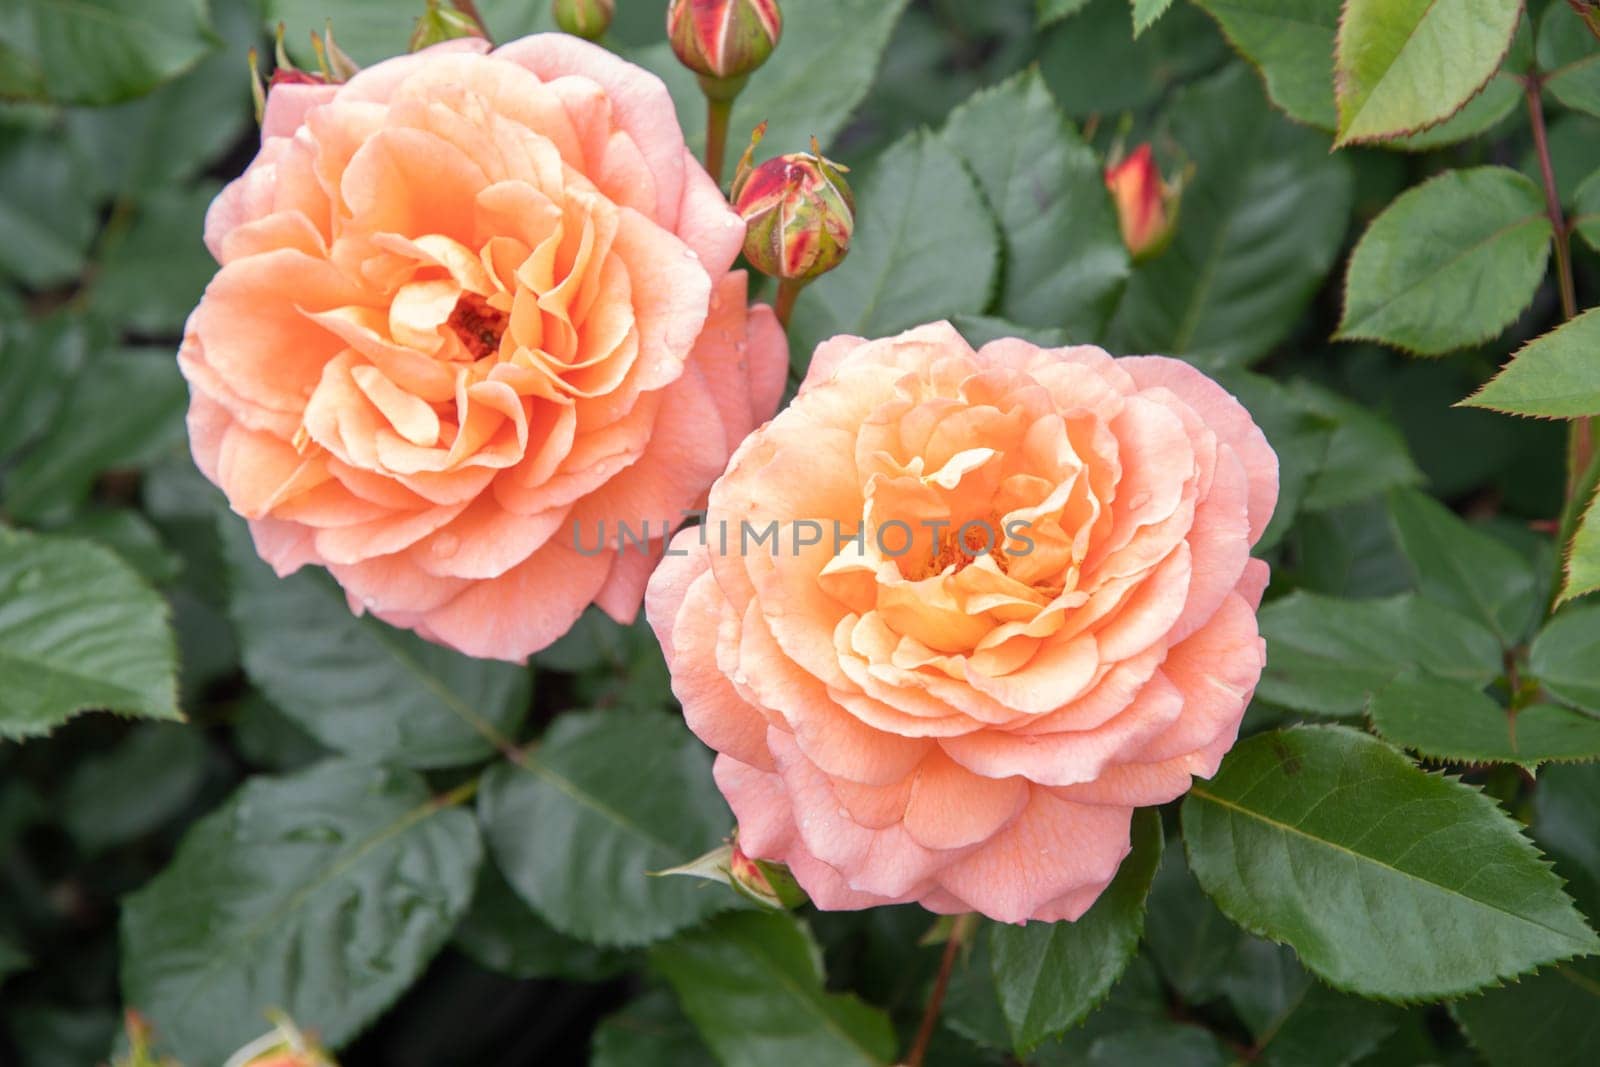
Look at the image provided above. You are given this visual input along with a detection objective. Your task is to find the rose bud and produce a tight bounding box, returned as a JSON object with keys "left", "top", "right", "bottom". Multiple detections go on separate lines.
{"left": 411, "top": 0, "right": 488, "bottom": 51}
{"left": 729, "top": 839, "right": 808, "bottom": 909}
{"left": 667, "top": 0, "right": 782, "bottom": 87}
{"left": 732, "top": 132, "right": 855, "bottom": 285}
{"left": 1104, "top": 143, "right": 1181, "bottom": 262}
{"left": 553, "top": 0, "right": 614, "bottom": 40}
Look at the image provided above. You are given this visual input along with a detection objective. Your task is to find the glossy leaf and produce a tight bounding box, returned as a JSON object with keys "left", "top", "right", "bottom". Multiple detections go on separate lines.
{"left": 0, "top": 125, "right": 98, "bottom": 289}
{"left": 4, "top": 348, "right": 188, "bottom": 522}
{"left": 940, "top": 70, "right": 1128, "bottom": 340}
{"left": 0, "top": 527, "right": 180, "bottom": 740}
{"left": 1452, "top": 958, "right": 1600, "bottom": 1067}
{"left": 1333, "top": 0, "right": 1522, "bottom": 145}
{"left": 1221, "top": 938, "right": 1400, "bottom": 1067}
{"left": 1387, "top": 487, "right": 1539, "bottom": 643}
{"left": 1540, "top": 3, "right": 1600, "bottom": 118}
{"left": 1466, "top": 309, "right": 1600, "bottom": 418}
{"left": 1532, "top": 762, "right": 1600, "bottom": 919}
{"left": 88, "top": 184, "right": 219, "bottom": 335}
{"left": 1083, "top": 1023, "right": 1227, "bottom": 1066}
{"left": 1294, "top": 381, "right": 1423, "bottom": 511}
{"left": 1369, "top": 673, "right": 1600, "bottom": 770}
{"left": 1039, "top": 0, "right": 1227, "bottom": 119}
{"left": 1143, "top": 842, "right": 1242, "bottom": 1004}
{"left": 60, "top": 723, "right": 208, "bottom": 853}
{"left": 1529, "top": 605, "right": 1600, "bottom": 714}
{"left": 989, "top": 809, "right": 1162, "bottom": 1053}
{"left": 591, "top": 991, "right": 714, "bottom": 1067}
{"left": 0, "top": 315, "right": 88, "bottom": 462}
{"left": 1563, "top": 486, "right": 1600, "bottom": 603}
{"left": 1110, "top": 65, "right": 1353, "bottom": 369}
{"left": 650, "top": 911, "right": 898, "bottom": 1067}
{"left": 1183, "top": 725, "right": 1600, "bottom": 998}
{"left": 120, "top": 762, "right": 481, "bottom": 1064}
{"left": 1337, "top": 167, "right": 1551, "bottom": 355}
{"left": 222, "top": 518, "right": 530, "bottom": 770}
{"left": 1256, "top": 591, "right": 1502, "bottom": 716}
{"left": 1194, "top": 0, "right": 1339, "bottom": 127}
{"left": 479, "top": 709, "right": 738, "bottom": 947}
{"left": 452, "top": 860, "right": 631, "bottom": 983}
{"left": 1575, "top": 168, "right": 1600, "bottom": 252}
{"left": 0, "top": 0, "right": 216, "bottom": 105}
{"left": 1131, "top": 0, "right": 1176, "bottom": 36}
{"left": 789, "top": 131, "right": 998, "bottom": 362}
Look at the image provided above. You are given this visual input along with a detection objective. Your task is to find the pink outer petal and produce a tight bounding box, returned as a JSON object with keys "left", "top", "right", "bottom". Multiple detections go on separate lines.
{"left": 491, "top": 34, "right": 687, "bottom": 227}
{"left": 1121, "top": 356, "right": 1279, "bottom": 544}
{"left": 594, "top": 535, "right": 663, "bottom": 623}
{"left": 261, "top": 80, "right": 341, "bottom": 141}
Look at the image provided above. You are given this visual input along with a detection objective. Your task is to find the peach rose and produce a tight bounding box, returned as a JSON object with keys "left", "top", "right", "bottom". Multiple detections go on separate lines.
{"left": 182, "top": 35, "right": 787, "bottom": 660}
{"left": 646, "top": 323, "right": 1277, "bottom": 923}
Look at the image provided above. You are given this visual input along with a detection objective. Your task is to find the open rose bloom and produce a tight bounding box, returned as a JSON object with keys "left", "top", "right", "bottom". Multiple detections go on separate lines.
{"left": 181, "top": 35, "right": 786, "bottom": 660}
{"left": 648, "top": 323, "right": 1278, "bottom": 923}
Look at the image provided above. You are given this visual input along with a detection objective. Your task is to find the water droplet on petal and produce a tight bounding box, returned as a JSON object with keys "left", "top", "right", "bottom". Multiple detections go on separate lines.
{"left": 682, "top": 248, "right": 699, "bottom": 260}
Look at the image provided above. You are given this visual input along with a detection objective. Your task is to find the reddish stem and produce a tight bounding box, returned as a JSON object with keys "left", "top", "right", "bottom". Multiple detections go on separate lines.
{"left": 906, "top": 921, "right": 967, "bottom": 1067}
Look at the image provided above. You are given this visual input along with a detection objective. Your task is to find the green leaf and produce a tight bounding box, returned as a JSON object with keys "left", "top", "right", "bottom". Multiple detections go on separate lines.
{"left": 0, "top": 0, "right": 217, "bottom": 106}
{"left": 1562, "top": 484, "right": 1600, "bottom": 603}
{"left": 1466, "top": 310, "right": 1600, "bottom": 418}
{"left": 592, "top": 991, "right": 715, "bottom": 1067}
{"left": 221, "top": 516, "right": 530, "bottom": 770}
{"left": 1293, "top": 499, "right": 1413, "bottom": 600}
{"left": 953, "top": 315, "right": 1069, "bottom": 350}
{"left": 479, "top": 709, "right": 738, "bottom": 947}
{"left": 87, "top": 183, "right": 219, "bottom": 335}
{"left": 1220, "top": 939, "right": 1400, "bottom": 1067}
{"left": 53, "top": 508, "right": 181, "bottom": 586}
{"left": 1182, "top": 725, "right": 1599, "bottom": 999}
{"left": 4, "top": 348, "right": 188, "bottom": 522}
{"left": 0, "top": 314, "right": 88, "bottom": 462}
{"left": 1369, "top": 673, "right": 1600, "bottom": 770}
{"left": 1083, "top": 1023, "right": 1227, "bottom": 1066}
{"left": 1452, "top": 958, "right": 1600, "bottom": 1067}
{"left": 987, "top": 809, "right": 1161, "bottom": 1053}
{"left": 1193, "top": 0, "right": 1340, "bottom": 127}
{"left": 789, "top": 131, "right": 998, "bottom": 363}
{"left": 452, "top": 859, "right": 631, "bottom": 983}
{"left": 1109, "top": 65, "right": 1353, "bottom": 369}
{"left": 1143, "top": 840, "right": 1242, "bottom": 1003}
{"left": 940, "top": 70, "right": 1128, "bottom": 340}
{"left": 645, "top": 0, "right": 911, "bottom": 161}
{"left": 650, "top": 910, "right": 898, "bottom": 1067}
{"left": 1337, "top": 167, "right": 1551, "bottom": 355}
{"left": 1039, "top": 0, "right": 1228, "bottom": 119}
{"left": 1391, "top": 71, "right": 1522, "bottom": 150}
{"left": 1575, "top": 167, "right": 1600, "bottom": 253}
{"left": 60, "top": 723, "right": 208, "bottom": 853}
{"left": 1539, "top": 2, "right": 1600, "bottom": 119}
{"left": 0, "top": 933, "right": 28, "bottom": 984}
{"left": 1387, "top": 487, "right": 1539, "bottom": 643}
{"left": 65, "top": 0, "right": 256, "bottom": 201}
{"left": 0, "top": 526, "right": 180, "bottom": 739}
{"left": 1530, "top": 605, "right": 1600, "bottom": 714}
{"left": 1294, "top": 381, "right": 1423, "bottom": 511}
{"left": 1532, "top": 762, "right": 1600, "bottom": 919}
{"left": 1131, "top": 0, "right": 1176, "bottom": 36}
{"left": 1039, "top": 0, "right": 1092, "bottom": 27}
{"left": 120, "top": 761, "right": 481, "bottom": 1064}
{"left": 1333, "top": 0, "right": 1523, "bottom": 146}
{"left": 1256, "top": 592, "right": 1503, "bottom": 717}
{"left": 0, "top": 123, "right": 98, "bottom": 288}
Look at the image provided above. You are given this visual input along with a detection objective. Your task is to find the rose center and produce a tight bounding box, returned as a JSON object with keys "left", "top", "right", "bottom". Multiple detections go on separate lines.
{"left": 447, "top": 293, "right": 508, "bottom": 360}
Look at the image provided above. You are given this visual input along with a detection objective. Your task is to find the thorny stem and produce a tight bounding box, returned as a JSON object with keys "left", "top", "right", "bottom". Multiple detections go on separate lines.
{"left": 907, "top": 914, "right": 974, "bottom": 1067}
{"left": 1525, "top": 73, "right": 1593, "bottom": 610}
{"left": 774, "top": 278, "right": 806, "bottom": 328}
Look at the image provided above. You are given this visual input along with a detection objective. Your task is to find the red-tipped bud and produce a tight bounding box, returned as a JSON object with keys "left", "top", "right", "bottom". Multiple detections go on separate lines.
{"left": 732, "top": 132, "right": 854, "bottom": 283}
{"left": 1104, "top": 144, "right": 1181, "bottom": 262}
{"left": 667, "top": 0, "right": 782, "bottom": 86}
{"left": 553, "top": 0, "right": 614, "bottom": 40}
{"left": 411, "top": 0, "right": 487, "bottom": 51}
{"left": 728, "top": 841, "right": 808, "bottom": 909}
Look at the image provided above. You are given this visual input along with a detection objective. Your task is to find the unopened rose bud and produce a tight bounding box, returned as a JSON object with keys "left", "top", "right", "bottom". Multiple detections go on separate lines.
{"left": 667, "top": 0, "right": 782, "bottom": 88}
{"left": 553, "top": 0, "right": 614, "bottom": 40}
{"left": 1104, "top": 144, "right": 1181, "bottom": 262}
{"left": 732, "top": 130, "right": 854, "bottom": 284}
{"left": 728, "top": 841, "right": 808, "bottom": 909}
{"left": 411, "top": 0, "right": 487, "bottom": 51}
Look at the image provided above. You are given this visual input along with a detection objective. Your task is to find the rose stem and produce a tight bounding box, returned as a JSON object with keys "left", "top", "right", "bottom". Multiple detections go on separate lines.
{"left": 774, "top": 278, "right": 805, "bottom": 328}
{"left": 706, "top": 96, "right": 733, "bottom": 186}
{"left": 906, "top": 916, "right": 971, "bottom": 1067}
{"left": 1525, "top": 71, "right": 1593, "bottom": 612}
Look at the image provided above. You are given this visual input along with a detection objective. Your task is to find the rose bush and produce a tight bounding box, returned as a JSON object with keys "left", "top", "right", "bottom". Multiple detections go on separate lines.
{"left": 648, "top": 322, "right": 1277, "bottom": 923}
{"left": 181, "top": 34, "right": 787, "bottom": 661}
